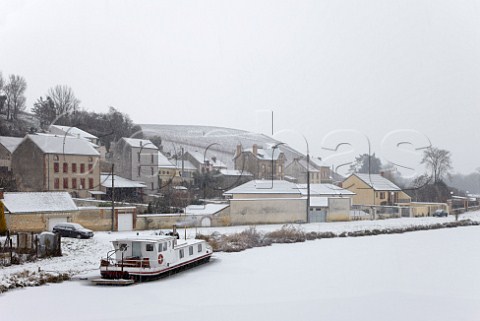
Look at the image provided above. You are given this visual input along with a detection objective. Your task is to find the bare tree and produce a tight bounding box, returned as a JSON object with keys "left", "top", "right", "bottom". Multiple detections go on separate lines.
{"left": 421, "top": 147, "right": 452, "bottom": 183}
{"left": 47, "top": 85, "right": 80, "bottom": 116}
{"left": 4, "top": 74, "right": 27, "bottom": 120}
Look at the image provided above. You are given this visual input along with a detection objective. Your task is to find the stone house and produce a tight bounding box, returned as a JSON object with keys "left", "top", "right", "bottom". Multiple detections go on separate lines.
{"left": 284, "top": 157, "right": 333, "bottom": 184}
{"left": 111, "top": 138, "right": 159, "bottom": 195}
{"left": 234, "top": 144, "right": 286, "bottom": 180}
{"left": 11, "top": 135, "right": 101, "bottom": 198}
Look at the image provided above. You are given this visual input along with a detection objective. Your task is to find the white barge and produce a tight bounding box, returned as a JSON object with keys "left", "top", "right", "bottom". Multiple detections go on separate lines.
{"left": 94, "top": 234, "right": 212, "bottom": 284}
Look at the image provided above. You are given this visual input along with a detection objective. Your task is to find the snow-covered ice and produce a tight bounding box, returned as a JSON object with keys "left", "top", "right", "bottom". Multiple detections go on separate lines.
{"left": 1, "top": 213, "right": 480, "bottom": 321}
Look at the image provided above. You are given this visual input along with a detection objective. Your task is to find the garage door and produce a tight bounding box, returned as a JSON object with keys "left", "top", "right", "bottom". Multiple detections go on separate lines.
{"left": 117, "top": 213, "right": 133, "bottom": 231}
{"left": 48, "top": 217, "right": 68, "bottom": 231}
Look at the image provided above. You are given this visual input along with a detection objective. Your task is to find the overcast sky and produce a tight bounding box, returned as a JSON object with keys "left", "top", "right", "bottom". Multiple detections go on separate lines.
{"left": 1, "top": 0, "right": 479, "bottom": 174}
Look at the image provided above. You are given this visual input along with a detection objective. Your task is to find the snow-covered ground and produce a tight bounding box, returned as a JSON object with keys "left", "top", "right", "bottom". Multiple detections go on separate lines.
{"left": 1, "top": 213, "right": 480, "bottom": 320}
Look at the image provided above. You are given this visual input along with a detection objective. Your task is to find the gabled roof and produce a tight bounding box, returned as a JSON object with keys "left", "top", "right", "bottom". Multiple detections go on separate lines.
{"left": 244, "top": 147, "right": 283, "bottom": 161}
{"left": 297, "top": 183, "right": 355, "bottom": 196}
{"left": 0, "top": 136, "right": 23, "bottom": 153}
{"left": 121, "top": 138, "right": 157, "bottom": 150}
{"left": 350, "top": 173, "right": 401, "bottom": 191}
{"left": 50, "top": 125, "right": 98, "bottom": 140}
{"left": 3, "top": 192, "right": 78, "bottom": 213}
{"left": 100, "top": 173, "right": 147, "bottom": 188}
{"left": 25, "top": 134, "right": 99, "bottom": 156}
{"left": 224, "top": 180, "right": 301, "bottom": 195}
{"left": 158, "top": 152, "right": 176, "bottom": 168}
{"left": 186, "top": 151, "right": 207, "bottom": 164}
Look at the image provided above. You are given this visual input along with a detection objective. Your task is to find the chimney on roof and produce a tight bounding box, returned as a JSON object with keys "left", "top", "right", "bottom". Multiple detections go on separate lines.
{"left": 252, "top": 144, "right": 258, "bottom": 156}
{"left": 236, "top": 144, "right": 242, "bottom": 157}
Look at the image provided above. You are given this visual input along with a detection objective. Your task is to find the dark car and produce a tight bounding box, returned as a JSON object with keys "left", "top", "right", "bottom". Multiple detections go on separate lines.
{"left": 53, "top": 223, "right": 94, "bottom": 239}
{"left": 432, "top": 209, "right": 448, "bottom": 217}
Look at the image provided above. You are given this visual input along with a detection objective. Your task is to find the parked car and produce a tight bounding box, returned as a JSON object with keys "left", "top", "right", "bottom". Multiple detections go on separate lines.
{"left": 53, "top": 223, "right": 94, "bottom": 239}
{"left": 432, "top": 209, "right": 448, "bottom": 217}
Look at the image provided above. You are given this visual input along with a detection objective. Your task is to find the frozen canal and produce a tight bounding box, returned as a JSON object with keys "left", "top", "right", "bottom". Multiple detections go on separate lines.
{"left": 1, "top": 226, "right": 480, "bottom": 321}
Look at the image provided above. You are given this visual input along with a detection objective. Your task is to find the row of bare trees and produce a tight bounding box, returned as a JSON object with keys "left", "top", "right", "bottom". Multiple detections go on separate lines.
{"left": 0, "top": 71, "right": 80, "bottom": 125}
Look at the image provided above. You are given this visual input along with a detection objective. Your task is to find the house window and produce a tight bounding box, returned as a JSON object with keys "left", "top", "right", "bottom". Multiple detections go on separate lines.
{"left": 151, "top": 182, "right": 154, "bottom": 190}
{"left": 88, "top": 164, "right": 93, "bottom": 173}
{"left": 88, "top": 178, "right": 94, "bottom": 189}
{"left": 72, "top": 163, "right": 77, "bottom": 173}
{"left": 179, "top": 249, "right": 184, "bottom": 259}
{"left": 80, "top": 178, "right": 85, "bottom": 189}
{"left": 63, "top": 178, "right": 68, "bottom": 189}
{"left": 72, "top": 178, "right": 77, "bottom": 189}
{"left": 151, "top": 167, "right": 154, "bottom": 175}
{"left": 151, "top": 154, "right": 154, "bottom": 164}
{"left": 63, "top": 162, "right": 68, "bottom": 173}
{"left": 80, "top": 164, "right": 85, "bottom": 173}
{"left": 54, "top": 162, "right": 59, "bottom": 173}
{"left": 54, "top": 178, "right": 59, "bottom": 189}
{"left": 380, "top": 192, "right": 385, "bottom": 199}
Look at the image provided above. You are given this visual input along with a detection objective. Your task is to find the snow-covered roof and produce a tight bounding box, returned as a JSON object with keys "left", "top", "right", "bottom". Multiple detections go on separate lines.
{"left": 26, "top": 134, "right": 100, "bottom": 156}
{"left": 0, "top": 136, "right": 23, "bottom": 153}
{"left": 224, "top": 180, "right": 301, "bottom": 195}
{"left": 100, "top": 173, "right": 147, "bottom": 188}
{"left": 187, "top": 151, "right": 207, "bottom": 164}
{"left": 174, "top": 159, "right": 197, "bottom": 171}
{"left": 185, "top": 204, "right": 229, "bottom": 215}
{"left": 297, "top": 184, "right": 355, "bottom": 196}
{"left": 122, "top": 138, "right": 158, "bottom": 150}
{"left": 3, "top": 192, "right": 78, "bottom": 213}
{"left": 50, "top": 125, "right": 98, "bottom": 141}
{"left": 352, "top": 173, "right": 401, "bottom": 191}
{"left": 211, "top": 158, "right": 227, "bottom": 169}
{"left": 245, "top": 147, "right": 283, "bottom": 161}
{"left": 287, "top": 158, "right": 320, "bottom": 172}
{"left": 220, "top": 169, "right": 253, "bottom": 177}
{"left": 158, "top": 152, "right": 176, "bottom": 168}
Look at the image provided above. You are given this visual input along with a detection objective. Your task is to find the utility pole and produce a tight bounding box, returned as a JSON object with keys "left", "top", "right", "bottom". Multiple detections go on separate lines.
{"left": 111, "top": 164, "right": 115, "bottom": 231}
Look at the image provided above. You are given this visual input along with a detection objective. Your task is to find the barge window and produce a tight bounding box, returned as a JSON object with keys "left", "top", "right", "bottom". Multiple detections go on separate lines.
{"left": 189, "top": 246, "right": 193, "bottom": 256}
{"left": 163, "top": 243, "right": 167, "bottom": 251}
{"left": 158, "top": 243, "right": 163, "bottom": 252}
{"left": 179, "top": 249, "right": 184, "bottom": 259}
{"left": 146, "top": 244, "right": 154, "bottom": 251}
{"left": 198, "top": 244, "right": 202, "bottom": 252}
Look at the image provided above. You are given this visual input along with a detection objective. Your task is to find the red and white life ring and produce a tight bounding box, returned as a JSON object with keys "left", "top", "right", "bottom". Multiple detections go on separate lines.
{"left": 158, "top": 254, "right": 164, "bottom": 265}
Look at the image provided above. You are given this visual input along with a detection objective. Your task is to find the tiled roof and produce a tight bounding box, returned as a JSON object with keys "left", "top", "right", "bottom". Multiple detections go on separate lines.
{"left": 3, "top": 192, "right": 78, "bottom": 213}
{"left": 26, "top": 134, "right": 99, "bottom": 156}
